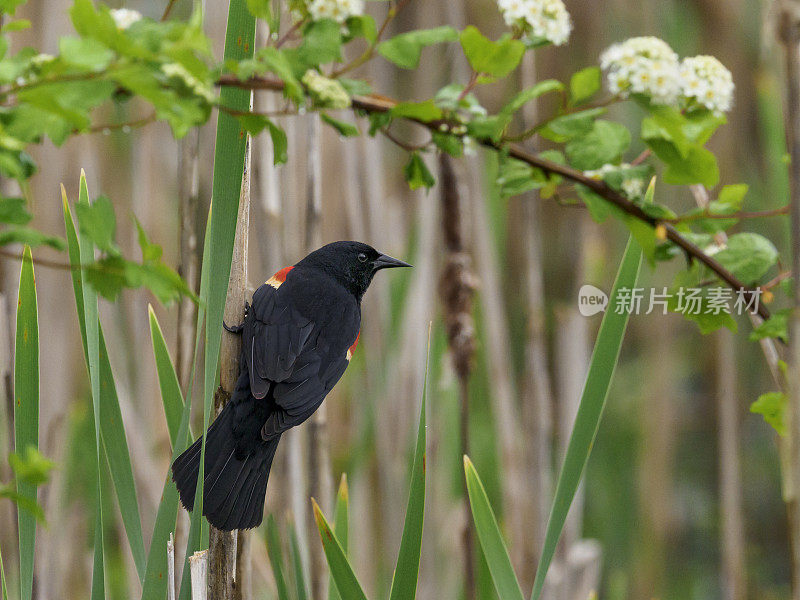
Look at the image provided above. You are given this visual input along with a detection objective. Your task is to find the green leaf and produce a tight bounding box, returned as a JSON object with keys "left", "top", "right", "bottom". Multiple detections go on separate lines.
{"left": 288, "top": 518, "right": 309, "bottom": 600}
{"left": 499, "top": 79, "right": 564, "bottom": 119}
{"left": 141, "top": 307, "right": 192, "bottom": 600}
{"left": 459, "top": 26, "right": 525, "bottom": 78}
{"left": 0, "top": 484, "right": 45, "bottom": 523}
{"left": 530, "top": 237, "right": 641, "bottom": 600}
{"left": 715, "top": 232, "right": 779, "bottom": 285}
{"left": 321, "top": 112, "right": 359, "bottom": 136}
{"left": 716, "top": 183, "right": 748, "bottom": 212}
{"left": 389, "top": 337, "right": 428, "bottom": 600}
{"left": 312, "top": 499, "right": 369, "bottom": 600}
{"left": 245, "top": 0, "right": 273, "bottom": 21}
{"left": 182, "top": 1, "right": 256, "bottom": 589}
{"left": 432, "top": 132, "right": 463, "bottom": 157}
{"left": 404, "top": 152, "right": 435, "bottom": 190}
{"left": 0, "top": 197, "right": 31, "bottom": 224}
{"left": 345, "top": 15, "right": 377, "bottom": 44}
{"left": 8, "top": 447, "right": 53, "bottom": 487}
{"left": 293, "top": 19, "right": 342, "bottom": 68}
{"left": 237, "top": 114, "right": 288, "bottom": 164}
{"left": 328, "top": 474, "right": 350, "bottom": 600}
{"left": 266, "top": 516, "right": 292, "bottom": 600}
{"left": 750, "top": 309, "right": 788, "bottom": 342}
{"left": 14, "top": 244, "right": 38, "bottom": 600}
{"left": 0, "top": 0, "right": 28, "bottom": 17}
{"left": 75, "top": 195, "right": 118, "bottom": 255}
{"left": 68, "top": 181, "right": 107, "bottom": 600}
{"left": 58, "top": 36, "right": 115, "bottom": 71}
{"left": 565, "top": 120, "right": 630, "bottom": 170}
{"left": 0, "top": 541, "right": 6, "bottom": 600}
{"left": 539, "top": 107, "right": 607, "bottom": 142}
{"left": 254, "top": 47, "right": 303, "bottom": 103}
{"left": 570, "top": 66, "right": 601, "bottom": 105}
{"left": 577, "top": 186, "right": 611, "bottom": 223}
{"left": 751, "top": 391, "right": 787, "bottom": 436}
{"left": 641, "top": 119, "right": 720, "bottom": 187}
{"left": 1, "top": 18, "right": 31, "bottom": 32}
{"left": 464, "top": 457, "right": 524, "bottom": 600}
{"left": 64, "top": 175, "right": 147, "bottom": 589}
{"left": 390, "top": 99, "right": 442, "bottom": 122}
{"left": 377, "top": 26, "right": 458, "bottom": 69}
{"left": 0, "top": 226, "right": 65, "bottom": 250}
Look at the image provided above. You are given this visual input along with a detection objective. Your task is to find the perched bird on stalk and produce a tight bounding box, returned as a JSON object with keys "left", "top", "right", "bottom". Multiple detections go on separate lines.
{"left": 172, "top": 241, "right": 411, "bottom": 531}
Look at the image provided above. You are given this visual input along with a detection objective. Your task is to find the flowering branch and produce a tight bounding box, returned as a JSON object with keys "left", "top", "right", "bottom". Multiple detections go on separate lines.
{"left": 216, "top": 72, "right": 772, "bottom": 321}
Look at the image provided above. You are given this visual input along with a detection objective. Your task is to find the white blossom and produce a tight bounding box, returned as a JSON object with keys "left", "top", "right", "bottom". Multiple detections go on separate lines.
{"left": 584, "top": 163, "right": 646, "bottom": 199}
{"left": 497, "top": 0, "right": 572, "bottom": 46}
{"left": 599, "top": 37, "right": 681, "bottom": 105}
{"left": 680, "top": 55, "right": 734, "bottom": 113}
{"left": 307, "top": 0, "right": 363, "bottom": 23}
{"left": 621, "top": 178, "right": 644, "bottom": 198}
{"left": 109, "top": 8, "right": 142, "bottom": 30}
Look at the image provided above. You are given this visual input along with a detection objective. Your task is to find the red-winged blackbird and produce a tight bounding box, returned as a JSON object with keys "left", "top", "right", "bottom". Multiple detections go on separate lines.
{"left": 172, "top": 241, "right": 410, "bottom": 531}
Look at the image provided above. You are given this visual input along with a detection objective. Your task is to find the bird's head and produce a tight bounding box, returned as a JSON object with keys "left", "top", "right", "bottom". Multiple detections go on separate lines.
{"left": 297, "top": 241, "right": 411, "bottom": 301}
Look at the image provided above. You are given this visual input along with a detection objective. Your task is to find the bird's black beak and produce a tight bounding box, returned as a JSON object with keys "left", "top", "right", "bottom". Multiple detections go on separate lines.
{"left": 372, "top": 253, "right": 412, "bottom": 271}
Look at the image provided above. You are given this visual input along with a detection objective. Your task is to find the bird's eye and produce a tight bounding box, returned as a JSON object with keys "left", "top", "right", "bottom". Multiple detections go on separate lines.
{"left": 358, "top": 253, "right": 368, "bottom": 263}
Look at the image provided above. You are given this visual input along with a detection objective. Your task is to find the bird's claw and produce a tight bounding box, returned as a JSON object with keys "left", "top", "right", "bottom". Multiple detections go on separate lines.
{"left": 223, "top": 321, "right": 243, "bottom": 334}
{"left": 223, "top": 302, "right": 249, "bottom": 334}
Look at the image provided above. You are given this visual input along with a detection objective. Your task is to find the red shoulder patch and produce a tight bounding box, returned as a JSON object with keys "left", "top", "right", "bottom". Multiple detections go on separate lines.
{"left": 346, "top": 331, "right": 360, "bottom": 361}
{"left": 266, "top": 266, "right": 294, "bottom": 289}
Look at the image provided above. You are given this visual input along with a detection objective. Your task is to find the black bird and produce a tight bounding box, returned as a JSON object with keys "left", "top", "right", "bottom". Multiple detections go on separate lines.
{"left": 172, "top": 241, "right": 411, "bottom": 531}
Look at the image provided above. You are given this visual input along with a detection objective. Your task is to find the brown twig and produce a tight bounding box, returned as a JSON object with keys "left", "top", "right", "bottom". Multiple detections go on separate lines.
{"left": 87, "top": 112, "right": 157, "bottom": 134}
{"left": 503, "top": 95, "right": 620, "bottom": 143}
{"left": 438, "top": 154, "right": 477, "bottom": 599}
{"left": 379, "top": 127, "right": 429, "bottom": 152}
{"left": 0, "top": 248, "right": 75, "bottom": 271}
{"left": 216, "top": 73, "right": 773, "bottom": 320}
{"left": 274, "top": 20, "right": 304, "bottom": 49}
{"left": 669, "top": 205, "right": 789, "bottom": 223}
{"left": 161, "top": 0, "right": 180, "bottom": 21}
{"left": 330, "top": 0, "right": 413, "bottom": 77}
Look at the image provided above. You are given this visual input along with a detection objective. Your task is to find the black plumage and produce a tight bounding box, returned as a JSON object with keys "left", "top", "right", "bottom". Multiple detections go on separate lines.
{"left": 172, "top": 241, "right": 410, "bottom": 531}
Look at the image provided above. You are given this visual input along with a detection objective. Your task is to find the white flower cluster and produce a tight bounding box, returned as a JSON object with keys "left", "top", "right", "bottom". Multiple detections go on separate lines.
{"left": 109, "top": 8, "right": 142, "bottom": 30}
{"left": 497, "top": 0, "right": 572, "bottom": 46}
{"left": 600, "top": 37, "right": 734, "bottom": 112}
{"left": 600, "top": 37, "right": 682, "bottom": 105}
{"left": 584, "top": 163, "right": 645, "bottom": 199}
{"left": 307, "top": 0, "right": 363, "bottom": 23}
{"left": 680, "top": 55, "right": 734, "bottom": 113}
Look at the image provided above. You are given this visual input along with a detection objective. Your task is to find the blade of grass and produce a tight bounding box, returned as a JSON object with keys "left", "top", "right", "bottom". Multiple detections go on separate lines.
{"left": 191, "top": 0, "right": 256, "bottom": 550}
{"left": 141, "top": 307, "right": 193, "bottom": 600}
{"left": 288, "top": 518, "right": 310, "bottom": 600}
{"left": 0, "top": 540, "right": 8, "bottom": 600}
{"left": 311, "top": 499, "right": 368, "bottom": 600}
{"left": 265, "top": 516, "right": 291, "bottom": 600}
{"left": 14, "top": 245, "right": 38, "bottom": 600}
{"left": 529, "top": 237, "right": 641, "bottom": 600}
{"left": 328, "top": 475, "right": 350, "bottom": 600}
{"left": 149, "top": 306, "right": 193, "bottom": 446}
{"left": 178, "top": 207, "right": 212, "bottom": 600}
{"left": 62, "top": 182, "right": 147, "bottom": 583}
{"left": 388, "top": 326, "right": 430, "bottom": 600}
{"left": 76, "top": 172, "right": 106, "bottom": 600}
{"left": 463, "top": 456, "right": 523, "bottom": 600}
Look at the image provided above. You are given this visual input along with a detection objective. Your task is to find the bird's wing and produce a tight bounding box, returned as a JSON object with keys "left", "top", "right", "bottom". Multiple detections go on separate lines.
{"left": 243, "top": 283, "right": 316, "bottom": 399}
{"left": 243, "top": 277, "right": 359, "bottom": 433}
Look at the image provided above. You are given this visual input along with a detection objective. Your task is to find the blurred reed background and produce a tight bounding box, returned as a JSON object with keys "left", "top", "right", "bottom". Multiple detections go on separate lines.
{"left": 0, "top": 0, "right": 791, "bottom": 599}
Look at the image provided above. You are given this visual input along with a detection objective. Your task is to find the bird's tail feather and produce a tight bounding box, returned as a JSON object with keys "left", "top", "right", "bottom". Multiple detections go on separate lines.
{"left": 172, "top": 402, "right": 280, "bottom": 531}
